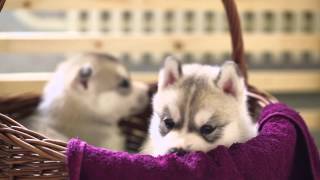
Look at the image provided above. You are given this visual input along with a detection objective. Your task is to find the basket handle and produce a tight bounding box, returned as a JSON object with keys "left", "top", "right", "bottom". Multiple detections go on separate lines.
{"left": 0, "top": 0, "right": 5, "bottom": 12}
{"left": 221, "top": 0, "right": 247, "bottom": 84}
{"left": 221, "top": 0, "right": 277, "bottom": 108}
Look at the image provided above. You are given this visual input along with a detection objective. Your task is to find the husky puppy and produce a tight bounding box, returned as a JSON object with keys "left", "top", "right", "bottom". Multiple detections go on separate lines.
{"left": 26, "top": 53, "right": 149, "bottom": 150}
{"left": 143, "top": 56, "right": 257, "bottom": 156}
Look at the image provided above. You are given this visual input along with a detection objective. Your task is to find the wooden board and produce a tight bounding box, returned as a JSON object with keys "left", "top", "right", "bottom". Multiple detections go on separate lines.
{"left": 0, "top": 71, "right": 319, "bottom": 94}
{"left": 5, "top": 0, "right": 320, "bottom": 11}
{"left": 0, "top": 33, "right": 318, "bottom": 54}
{"left": 300, "top": 108, "right": 320, "bottom": 130}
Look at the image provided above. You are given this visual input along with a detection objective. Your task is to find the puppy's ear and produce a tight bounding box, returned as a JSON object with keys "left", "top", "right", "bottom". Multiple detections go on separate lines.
{"left": 215, "top": 61, "right": 245, "bottom": 98}
{"left": 158, "top": 56, "right": 182, "bottom": 90}
{"left": 77, "top": 64, "right": 92, "bottom": 90}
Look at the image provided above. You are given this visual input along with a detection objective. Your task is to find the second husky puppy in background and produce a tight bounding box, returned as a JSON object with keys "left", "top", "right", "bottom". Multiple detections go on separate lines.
{"left": 143, "top": 56, "right": 257, "bottom": 155}
{"left": 25, "top": 53, "right": 149, "bottom": 150}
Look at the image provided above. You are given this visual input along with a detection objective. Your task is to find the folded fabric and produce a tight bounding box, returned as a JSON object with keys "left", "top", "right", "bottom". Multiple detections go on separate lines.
{"left": 67, "top": 103, "right": 320, "bottom": 180}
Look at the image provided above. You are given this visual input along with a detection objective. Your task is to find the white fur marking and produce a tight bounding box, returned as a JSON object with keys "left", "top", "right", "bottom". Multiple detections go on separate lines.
{"left": 194, "top": 110, "right": 215, "bottom": 127}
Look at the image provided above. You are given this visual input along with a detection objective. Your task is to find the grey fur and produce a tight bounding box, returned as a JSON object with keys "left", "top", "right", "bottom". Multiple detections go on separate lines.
{"left": 172, "top": 76, "right": 228, "bottom": 144}
{"left": 86, "top": 52, "right": 120, "bottom": 63}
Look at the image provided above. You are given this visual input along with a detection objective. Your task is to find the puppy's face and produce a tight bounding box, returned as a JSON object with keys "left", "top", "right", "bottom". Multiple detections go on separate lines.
{"left": 146, "top": 57, "right": 253, "bottom": 155}
{"left": 45, "top": 53, "right": 149, "bottom": 121}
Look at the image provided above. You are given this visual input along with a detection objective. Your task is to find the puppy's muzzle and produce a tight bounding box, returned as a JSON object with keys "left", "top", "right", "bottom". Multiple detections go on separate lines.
{"left": 168, "top": 148, "right": 188, "bottom": 156}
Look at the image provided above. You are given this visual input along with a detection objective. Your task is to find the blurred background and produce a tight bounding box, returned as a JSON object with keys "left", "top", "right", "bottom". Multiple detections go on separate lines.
{"left": 0, "top": 0, "right": 319, "bottom": 147}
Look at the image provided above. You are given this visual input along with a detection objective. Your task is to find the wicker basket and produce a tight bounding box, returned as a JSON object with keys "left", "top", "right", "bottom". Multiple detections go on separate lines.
{"left": 0, "top": 0, "right": 275, "bottom": 179}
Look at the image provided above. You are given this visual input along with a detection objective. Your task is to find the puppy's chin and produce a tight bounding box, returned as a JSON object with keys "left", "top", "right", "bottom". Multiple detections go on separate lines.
{"left": 143, "top": 138, "right": 216, "bottom": 156}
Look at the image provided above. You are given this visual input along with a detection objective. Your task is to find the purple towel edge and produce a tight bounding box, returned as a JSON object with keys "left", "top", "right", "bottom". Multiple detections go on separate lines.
{"left": 67, "top": 138, "right": 87, "bottom": 180}
{"left": 259, "top": 103, "right": 320, "bottom": 179}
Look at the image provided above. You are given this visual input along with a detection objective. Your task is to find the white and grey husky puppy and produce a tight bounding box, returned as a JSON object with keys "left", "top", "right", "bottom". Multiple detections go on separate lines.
{"left": 25, "top": 53, "right": 149, "bottom": 150}
{"left": 143, "top": 56, "right": 257, "bottom": 156}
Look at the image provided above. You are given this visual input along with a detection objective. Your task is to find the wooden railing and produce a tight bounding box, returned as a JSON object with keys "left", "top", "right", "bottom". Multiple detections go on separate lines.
{"left": 5, "top": 0, "right": 320, "bottom": 11}
{"left": 0, "top": 33, "right": 318, "bottom": 55}
{"left": 0, "top": 71, "right": 320, "bottom": 94}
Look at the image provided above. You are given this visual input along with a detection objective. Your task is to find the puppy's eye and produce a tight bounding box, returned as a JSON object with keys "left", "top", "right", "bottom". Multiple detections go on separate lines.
{"left": 200, "top": 125, "right": 215, "bottom": 135}
{"left": 163, "top": 118, "right": 175, "bottom": 130}
{"left": 119, "top": 79, "right": 130, "bottom": 89}
{"left": 79, "top": 66, "right": 92, "bottom": 79}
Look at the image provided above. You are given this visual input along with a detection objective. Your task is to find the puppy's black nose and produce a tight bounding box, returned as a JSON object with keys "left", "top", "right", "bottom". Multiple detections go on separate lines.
{"left": 168, "top": 148, "right": 187, "bottom": 156}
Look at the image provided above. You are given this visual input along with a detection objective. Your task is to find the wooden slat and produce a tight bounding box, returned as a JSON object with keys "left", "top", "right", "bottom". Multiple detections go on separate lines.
{"left": 249, "top": 71, "right": 320, "bottom": 93}
{"left": 0, "top": 33, "right": 318, "bottom": 54}
{"left": 135, "top": 71, "right": 320, "bottom": 94}
{"left": 0, "top": 70, "right": 319, "bottom": 94}
{"left": 299, "top": 108, "right": 320, "bottom": 130}
{"left": 135, "top": 71, "right": 320, "bottom": 93}
{"left": 0, "top": 73, "right": 48, "bottom": 95}
{"left": 4, "top": 0, "right": 320, "bottom": 11}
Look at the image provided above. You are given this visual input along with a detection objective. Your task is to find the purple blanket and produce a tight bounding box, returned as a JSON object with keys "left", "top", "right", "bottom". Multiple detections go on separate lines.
{"left": 67, "top": 103, "right": 320, "bottom": 180}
